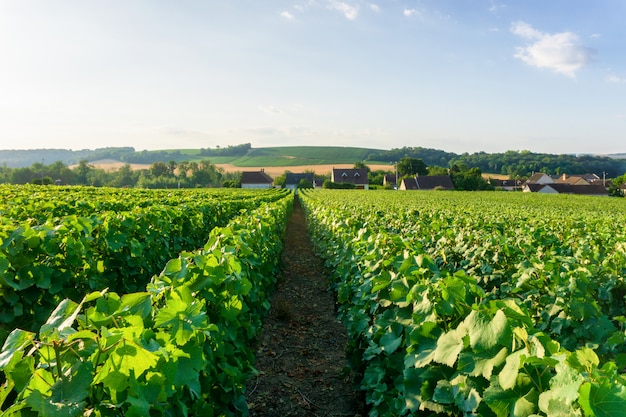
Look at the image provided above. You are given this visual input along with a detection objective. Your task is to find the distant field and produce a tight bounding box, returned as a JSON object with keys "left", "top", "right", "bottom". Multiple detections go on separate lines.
{"left": 186, "top": 146, "right": 384, "bottom": 166}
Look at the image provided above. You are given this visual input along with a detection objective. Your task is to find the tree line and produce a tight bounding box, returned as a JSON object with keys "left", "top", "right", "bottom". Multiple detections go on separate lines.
{"left": 0, "top": 160, "right": 241, "bottom": 188}
{"left": 366, "top": 147, "right": 626, "bottom": 178}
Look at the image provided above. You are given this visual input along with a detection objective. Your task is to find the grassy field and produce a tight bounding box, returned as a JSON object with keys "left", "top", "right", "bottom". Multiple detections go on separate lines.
{"left": 183, "top": 146, "right": 384, "bottom": 166}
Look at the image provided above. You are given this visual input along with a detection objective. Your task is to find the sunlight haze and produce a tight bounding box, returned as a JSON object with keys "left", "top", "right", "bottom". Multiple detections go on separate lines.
{"left": 1, "top": 1, "right": 624, "bottom": 154}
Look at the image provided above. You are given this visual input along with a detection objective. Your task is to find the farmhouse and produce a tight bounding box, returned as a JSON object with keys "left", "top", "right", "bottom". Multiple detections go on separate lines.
{"left": 331, "top": 168, "right": 369, "bottom": 190}
{"left": 284, "top": 173, "right": 315, "bottom": 190}
{"left": 399, "top": 175, "right": 455, "bottom": 190}
{"left": 526, "top": 173, "right": 554, "bottom": 184}
{"left": 489, "top": 178, "right": 522, "bottom": 191}
{"left": 522, "top": 183, "right": 608, "bottom": 196}
{"left": 383, "top": 174, "right": 397, "bottom": 188}
{"left": 241, "top": 170, "right": 274, "bottom": 189}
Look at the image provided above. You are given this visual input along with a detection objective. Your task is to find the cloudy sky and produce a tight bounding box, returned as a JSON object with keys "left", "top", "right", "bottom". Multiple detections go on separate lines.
{"left": 1, "top": 0, "right": 625, "bottom": 154}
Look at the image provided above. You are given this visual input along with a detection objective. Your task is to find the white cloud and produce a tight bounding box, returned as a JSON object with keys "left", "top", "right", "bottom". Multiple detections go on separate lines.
{"left": 590, "top": 33, "right": 601, "bottom": 39}
{"left": 510, "top": 21, "right": 595, "bottom": 77}
{"left": 488, "top": 0, "right": 505, "bottom": 14}
{"left": 606, "top": 74, "right": 626, "bottom": 83}
{"left": 403, "top": 8, "right": 424, "bottom": 18}
{"left": 259, "top": 105, "right": 284, "bottom": 115}
{"left": 327, "top": 1, "right": 359, "bottom": 20}
{"left": 369, "top": 3, "right": 380, "bottom": 13}
{"left": 280, "top": 11, "right": 295, "bottom": 20}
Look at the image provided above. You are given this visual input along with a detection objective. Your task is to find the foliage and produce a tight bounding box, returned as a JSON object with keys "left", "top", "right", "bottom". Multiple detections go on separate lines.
{"left": 301, "top": 189, "right": 626, "bottom": 417}
{"left": 0, "top": 189, "right": 292, "bottom": 416}
{"left": 398, "top": 157, "right": 428, "bottom": 177}
{"left": 323, "top": 180, "right": 356, "bottom": 189}
{"left": 0, "top": 186, "right": 289, "bottom": 339}
{"left": 450, "top": 164, "right": 494, "bottom": 190}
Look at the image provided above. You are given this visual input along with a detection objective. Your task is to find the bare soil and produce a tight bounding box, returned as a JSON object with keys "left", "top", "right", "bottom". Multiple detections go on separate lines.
{"left": 246, "top": 197, "right": 363, "bottom": 417}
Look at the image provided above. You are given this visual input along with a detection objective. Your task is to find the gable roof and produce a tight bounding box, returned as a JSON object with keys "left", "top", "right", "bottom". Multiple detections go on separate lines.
{"left": 401, "top": 177, "right": 418, "bottom": 190}
{"left": 383, "top": 174, "right": 397, "bottom": 185}
{"left": 331, "top": 168, "right": 368, "bottom": 185}
{"left": 555, "top": 175, "right": 590, "bottom": 185}
{"left": 527, "top": 173, "right": 554, "bottom": 184}
{"left": 416, "top": 175, "right": 455, "bottom": 190}
{"left": 525, "top": 183, "right": 608, "bottom": 195}
{"left": 241, "top": 171, "right": 273, "bottom": 184}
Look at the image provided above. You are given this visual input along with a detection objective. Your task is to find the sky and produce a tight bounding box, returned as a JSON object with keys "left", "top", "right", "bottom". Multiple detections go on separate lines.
{"left": 1, "top": 0, "right": 625, "bottom": 155}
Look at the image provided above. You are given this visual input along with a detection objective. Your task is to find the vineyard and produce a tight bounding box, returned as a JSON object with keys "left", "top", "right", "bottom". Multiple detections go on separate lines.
{"left": 2, "top": 185, "right": 626, "bottom": 416}
{"left": 0, "top": 185, "right": 293, "bottom": 416}
{"left": 300, "top": 190, "right": 626, "bottom": 417}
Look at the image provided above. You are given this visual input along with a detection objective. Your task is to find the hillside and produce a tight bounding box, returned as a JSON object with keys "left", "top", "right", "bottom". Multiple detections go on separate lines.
{"left": 2, "top": 145, "right": 626, "bottom": 178}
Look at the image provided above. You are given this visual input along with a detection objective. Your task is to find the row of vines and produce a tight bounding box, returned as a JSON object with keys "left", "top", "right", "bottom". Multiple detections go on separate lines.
{"left": 0, "top": 185, "right": 293, "bottom": 416}
{"left": 301, "top": 189, "right": 626, "bottom": 417}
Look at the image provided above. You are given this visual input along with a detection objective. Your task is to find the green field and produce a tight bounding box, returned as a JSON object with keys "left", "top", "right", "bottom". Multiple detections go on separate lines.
{"left": 183, "top": 146, "right": 383, "bottom": 166}
{"left": 301, "top": 189, "right": 626, "bottom": 417}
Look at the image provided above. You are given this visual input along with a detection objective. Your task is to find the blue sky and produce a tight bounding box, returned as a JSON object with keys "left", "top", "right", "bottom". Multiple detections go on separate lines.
{"left": 1, "top": 0, "right": 625, "bottom": 154}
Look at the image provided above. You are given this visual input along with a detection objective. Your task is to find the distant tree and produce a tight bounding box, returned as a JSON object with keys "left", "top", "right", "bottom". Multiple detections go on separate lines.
{"left": 150, "top": 162, "right": 169, "bottom": 178}
{"left": 368, "top": 169, "right": 388, "bottom": 186}
{"left": 112, "top": 164, "right": 137, "bottom": 188}
{"left": 398, "top": 157, "right": 428, "bottom": 177}
{"left": 427, "top": 165, "right": 449, "bottom": 176}
{"left": 74, "top": 160, "right": 92, "bottom": 185}
{"left": 450, "top": 164, "right": 493, "bottom": 191}
{"left": 273, "top": 170, "right": 290, "bottom": 188}
{"left": 298, "top": 178, "right": 313, "bottom": 189}
{"left": 353, "top": 161, "right": 370, "bottom": 172}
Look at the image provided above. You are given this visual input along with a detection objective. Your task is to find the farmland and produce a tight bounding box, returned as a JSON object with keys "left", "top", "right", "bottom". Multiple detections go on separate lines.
{"left": 0, "top": 185, "right": 293, "bottom": 415}
{"left": 301, "top": 189, "right": 626, "bottom": 416}
{"left": 2, "top": 185, "right": 626, "bottom": 416}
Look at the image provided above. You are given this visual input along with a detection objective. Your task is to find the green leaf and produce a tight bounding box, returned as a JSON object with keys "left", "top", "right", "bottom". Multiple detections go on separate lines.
{"left": 25, "top": 390, "right": 85, "bottom": 417}
{"left": 499, "top": 349, "right": 525, "bottom": 391}
{"left": 538, "top": 361, "right": 583, "bottom": 417}
{"left": 458, "top": 346, "right": 508, "bottom": 379}
{"left": 0, "top": 329, "right": 35, "bottom": 370}
{"left": 155, "top": 287, "right": 207, "bottom": 345}
{"left": 579, "top": 381, "right": 626, "bottom": 417}
{"left": 434, "top": 328, "right": 464, "bottom": 367}
{"left": 566, "top": 347, "right": 599, "bottom": 374}
{"left": 94, "top": 340, "right": 159, "bottom": 389}
{"left": 484, "top": 379, "right": 538, "bottom": 417}
{"left": 463, "top": 309, "right": 511, "bottom": 351}
{"left": 380, "top": 326, "right": 403, "bottom": 354}
{"left": 39, "top": 298, "right": 81, "bottom": 339}
{"left": 50, "top": 361, "right": 93, "bottom": 404}
{"left": 118, "top": 292, "right": 152, "bottom": 318}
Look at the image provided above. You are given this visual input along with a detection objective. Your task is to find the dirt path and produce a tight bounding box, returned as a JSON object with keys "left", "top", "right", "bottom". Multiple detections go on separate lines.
{"left": 246, "top": 197, "right": 362, "bottom": 417}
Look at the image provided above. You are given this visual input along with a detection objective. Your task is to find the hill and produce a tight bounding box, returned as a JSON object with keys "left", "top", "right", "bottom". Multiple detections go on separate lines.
{"left": 2, "top": 145, "right": 625, "bottom": 178}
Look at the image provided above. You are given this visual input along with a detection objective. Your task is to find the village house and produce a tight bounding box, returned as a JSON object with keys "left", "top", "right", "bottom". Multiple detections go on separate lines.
{"left": 284, "top": 173, "right": 315, "bottom": 190}
{"left": 526, "top": 173, "right": 554, "bottom": 184}
{"left": 399, "top": 175, "right": 455, "bottom": 190}
{"left": 489, "top": 178, "right": 523, "bottom": 191}
{"left": 383, "top": 174, "right": 397, "bottom": 188}
{"left": 241, "top": 170, "right": 274, "bottom": 189}
{"left": 522, "top": 183, "right": 608, "bottom": 196}
{"left": 331, "top": 168, "right": 369, "bottom": 190}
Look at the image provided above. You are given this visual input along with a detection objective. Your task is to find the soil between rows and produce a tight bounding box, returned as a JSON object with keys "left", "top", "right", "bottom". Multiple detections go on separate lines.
{"left": 246, "top": 197, "right": 363, "bottom": 417}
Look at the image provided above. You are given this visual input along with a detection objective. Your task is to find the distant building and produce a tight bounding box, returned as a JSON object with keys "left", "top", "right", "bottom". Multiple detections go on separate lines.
{"left": 526, "top": 173, "right": 554, "bottom": 184}
{"left": 331, "top": 168, "right": 369, "bottom": 190}
{"left": 383, "top": 174, "right": 397, "bottom": 188}
{"left": 285, "top": 173, "right": 315, "bottom": 190}
{"left": 522, "top": 183, "right": 608, "bottom": 196}
{"left": 399, "top": 175, "right": 454, "bottom": 190}
{"left": 241, "top": 170, "right": 274, "bottom": 189}
{"left": 489, "top": 178, "right": 522, "bottom": 191}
